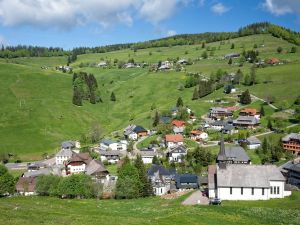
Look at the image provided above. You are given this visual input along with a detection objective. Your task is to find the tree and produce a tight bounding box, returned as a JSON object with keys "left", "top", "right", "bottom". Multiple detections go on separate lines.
{"left": 152, "top": 111, "right": 160, "bottom": 127}
{"left": 152, "top": 155, "right": 161, "bottom": 165}
{"left": 243, "top": 74, "right": 250, "bottom": 85}
{"left": 277, "top": 46, "right": 283, "bottom": 53}
{"left": 294, "top": 95, "right": 300, "bottom": 105}
{"left": 116, "top": 160, "right": 140, "bottom": 199}
{"left": 0, "top": 165, "right": 15, "bottom": 195}
{"left": 36, "top": 175, "right": 62, "bottom": 196}
{"left": 262, "top": 137, "right": 269, "bottom": 154}
{"left": 267, "top": 119, "right": 273, "bottom": 130}
{"left": 72, "top": 88, "right": 82, "bottom": 106}
{"left": 291, "top": 46, "right": 297, "bottom": 53}
{"left": 240, "top": 89, "right": 251, "bottom": 104}
{"left": 110, "top": 92, "right": 116, "bottom": 101}
{"left": 134, "top": 155, "right": 153, "bottom": 197}
{"left": 192, "top": 88, "right": 199, "bottom": 100}
{"left": 201, "top": 51, "right": 208, "bottom": 59}
{"left": 260, "top": 105, "right": 265, "bottom": 117}
{"left": 228, "top": 58, "right": 233, "bottom": 65}
{"left": 250, "top": 66, "right": 256, "bottom": 85}
{"left": 231, "top": 43, "right": 235, "bottom": 49}
{"left": 176, "top": 97, "right": 184, "bottom": 107}
{"left": 201, "top": 42, "right": 205, "bottom": 48}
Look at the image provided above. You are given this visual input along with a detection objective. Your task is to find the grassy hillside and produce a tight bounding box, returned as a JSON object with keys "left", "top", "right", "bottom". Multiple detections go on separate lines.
{"left": 0, "top": 34, "right": 299, "bottom": 159}
{"left": 0, "top": 192, "right": 299, "bottom": 225}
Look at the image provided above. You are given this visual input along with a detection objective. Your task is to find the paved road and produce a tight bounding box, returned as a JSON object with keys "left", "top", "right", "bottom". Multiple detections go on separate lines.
{"left": 253, "top": 123, "right": 299, "bottom": 137}
{"left": 182, "top": 190, "right": 209, "bottom": 205}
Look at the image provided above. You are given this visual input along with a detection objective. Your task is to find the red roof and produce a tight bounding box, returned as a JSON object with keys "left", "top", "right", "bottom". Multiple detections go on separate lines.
{"left": 165, "top": 134, "right": 184, "bottom": 142}
{"left": 190, "top": 130, "right": 203, "bottom": 135}
{"left": 172, "top": 120, "right": 186, "bottom": 127}
{"left": 240, "top": 108, "right": 258, "bottom": 116}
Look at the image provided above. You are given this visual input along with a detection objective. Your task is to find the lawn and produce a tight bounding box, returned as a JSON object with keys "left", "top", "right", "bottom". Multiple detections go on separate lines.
{"left": 0, "top": 191, "right": 299, "bottom": 225}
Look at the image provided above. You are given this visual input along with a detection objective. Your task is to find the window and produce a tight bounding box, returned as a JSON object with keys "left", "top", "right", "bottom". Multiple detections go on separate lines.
{"left": 277, "top": 186, "right": 280, "bottom": 194}
{"left": 241, "top": 187, "right": 243, "bottom": 195}
{"left": 262, "top": 188, "right": 265, "bottom": 195}
{"left": 270, "top": 186, "right": 273, "bottom": 194}
{"left": 230, "top": 187, "right": 232, "bottom": 195}
{"left": 252, "top": 188, "right": 254, "bottom": 195}
{"left": 273, "top": 186, "right": 276, "bottom": 194}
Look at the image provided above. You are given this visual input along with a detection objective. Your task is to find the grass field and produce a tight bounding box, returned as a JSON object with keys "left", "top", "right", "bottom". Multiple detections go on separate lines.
{"left": 0, "top": 191, "right": 299, "bottom": 225}
{"left": 0, "top": 33, "right": 300, "bottom": 159}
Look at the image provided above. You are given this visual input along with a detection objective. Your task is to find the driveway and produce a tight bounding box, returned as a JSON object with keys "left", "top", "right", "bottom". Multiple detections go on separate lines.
{"left": 182, "top": 190, "right": 209, "bottom": 205}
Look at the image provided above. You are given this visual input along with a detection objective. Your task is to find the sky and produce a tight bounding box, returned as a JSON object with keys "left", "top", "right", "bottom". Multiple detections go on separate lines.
{"left": 0, "top": 0, "right": 299, "bottom": 49}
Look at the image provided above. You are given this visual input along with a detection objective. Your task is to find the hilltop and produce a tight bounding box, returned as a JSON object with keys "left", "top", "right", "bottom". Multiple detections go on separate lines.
{"left": 0, "top": 24, "right": 300, "bottom": 160}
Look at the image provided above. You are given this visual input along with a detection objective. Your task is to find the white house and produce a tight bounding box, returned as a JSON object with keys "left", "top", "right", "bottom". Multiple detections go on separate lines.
{"left": 246, "top": 136, "right": 262, "bottom": 150}
{"left": 190, "top": 130, "right": 208, "bottom": 141}
{"left": 208, "top": 164, "right": 291, "bottom": 200}
{"left": 55, "top": 148, "right": 74, "bottom": 165}
{"left": 165, "top": 134, "right": 184, "bottom": 149}
{"left": 168, "top": 145, "right": 187, "bottom": 163}
{"left": 140, "top": 150, "right": 157, "bottom": 164}
{"left": 65, "top": 153, "right": 92, "bottom": 175}
{"left": 99, "top": 150, "right": 121, "bottom": 164}
{"left": 100, "top": 139, "right": 127, "bottom": 151}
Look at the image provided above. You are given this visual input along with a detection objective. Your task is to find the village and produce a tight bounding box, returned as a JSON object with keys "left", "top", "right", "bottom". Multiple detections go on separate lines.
{"left": 12, "top": 84, "right": 300, "bottom": 204}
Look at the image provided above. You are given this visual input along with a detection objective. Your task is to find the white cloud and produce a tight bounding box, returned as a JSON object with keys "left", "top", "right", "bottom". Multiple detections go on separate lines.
{"left": 211, "top": 2, "right": 230, "bottom": 15}
{"left": 263, "top": 0, "right": 300, "bottom": 16}
{"left": 166, "top": 30, "right": 177, "bottom": 36}
{"left": 0, "top": 0, "right": 193, "bottom": 29}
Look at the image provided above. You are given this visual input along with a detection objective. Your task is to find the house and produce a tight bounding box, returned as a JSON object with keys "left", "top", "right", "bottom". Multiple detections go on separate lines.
{"left": 97, "top": 61, "right": 107, "bottom": 68}
{"left": 233, "top": 116, "right": 260, "bottom": 129}
{"left": 217, "top": 137, "right": 251, "bottom": 165}
{"left": 175, "top": 174, "right": 199, "bottom": 190}
{"left": 55, "top": 148, "right": 74, "bottom": 165}
{"left": 172, "top": 120, "right": 186, "bottom": 134}
{"left": 158, "top": 61, "right": 172, "bottom": 70}
{"left": 177, "top": 59, "right": 188, "bottom": 65}
{"left": 124, "top": 62, "right": 135, "bottom": 68}
{"left": 246, "top": 136, "right": 261, "bottom": 150}
{"left": 190, "top": 130, "right": 208, "bottom": 141}
{"left": 222, "top": 124, "right": 237, "bottom": 135}
{"left": 100, "top": 139, "right": 127, "bottom": 151}
{"left": 267, "top": 58, "right": 280, "bottom": 65}
{"left": 281, "top": 157, "right": 300, "bottom": 187}
{"left": 86, "top": 159, "right": 109, "bottom": 182}
{"left": 168, "top": 145, "right": 187, "bottom": 163}
{"left": 148, "top": 164, "right": 176, "bottom": 196}
{"left": 124, "top": 125, "right": 148, "bottom": 140}
{"left": 16, "top": 177, "right": 37, "bottom": 196}
{"left": 224, "top": 53, "right": 240, "bottom": 59}
{"left": 240, "top": 108, "right": 260, "bottom": 119}
{"left": 140, "top": 149, "right": 157, "bottom": 164}
{"left": 209, "top": 107, "right": 233, "bottom": 119}
{"left": 65, "top": 153, "right": 92, "bottom": 175}
{"left": 23, "top": 168, "right": 52, "bottom": 178}
{"left": 61, "top": 140, "right": 80, "bottom": 150}
{"left": 281, "top": 133, "right": 300, "bottom": 154}
{"left": 99, "top": 150, "right": 121, "bottom": 164}
{"left": 224, "top": 84, "right": 236, "bottom": 94}
{"left": 210, "top": 120, "right": 227, "bottom": 131}
{"left": 165, "top": 134, "right": 184, "bottom": 148}
{"left": 209, "top": 164, "right": 290, "bottom": 200}
{"left": 159, "top": 116, "right": 171, "bottom": 124}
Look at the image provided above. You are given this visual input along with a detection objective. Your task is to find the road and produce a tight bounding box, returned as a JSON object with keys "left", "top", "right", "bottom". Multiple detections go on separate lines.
{"left": 251, "top": 94, "right": 278, "bottom": 110}
{"left": 182, "top": 190, "right": 209, "bottom": 205}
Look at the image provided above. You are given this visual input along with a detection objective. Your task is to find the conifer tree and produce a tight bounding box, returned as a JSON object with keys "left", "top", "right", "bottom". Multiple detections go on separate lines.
{"left": 176, "top": 97, "right": 184, "bottom": 107}
{"left": 111, "top": 92, "right": 116, "bottom": 101}
{"left": 260, "top": 105, "right": 265, "bottom": 117}
{"left": 192, "top": 87, "right": 199, "bottom": 100}
{"left": 134, "top": 155, "right": 153, "bottom": 197}
{"left": 153, "top": 111, "right": 160, "bottom": 127}
{"left": 73, "top": 88, "right": 82, "bottom": 106}
{"left": 240, "top": 89, "right": 251, "bottom": 104}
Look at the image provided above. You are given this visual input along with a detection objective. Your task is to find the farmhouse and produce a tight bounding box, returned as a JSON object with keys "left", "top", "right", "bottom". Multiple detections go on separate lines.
{"left": 16, "top": 177, "right": 37, "bottom": 196}
{"left": 100, "top": 139, "right": 127, "bottom": 151}
{"left": 246, "top": 136, "right": 261, "bottom": 150}
{"left": 148, "top": 164, "right": 176, "bottom": 196}
{"left": 124, "top": 125, "right": 148, "bottom": 140}
{"left": 165, "top": 134, "right": 184, "bottom": 148}
{"left": 209, "top": 163, "right": 291, "bottom": 201}
{"left": 85, "top": 159, "right": 109, "bottom": 182}
{"left": 240, "top": 108, "right": 260, "bottom": 119}
{"left": 233, "top": 116, "right": 260, "bottom": 128}
{"left": 281, "top": 157, "right": 300, "bottom": 187}
{"left": 97, "top": 61, "right": 107, "bottom": 68}
{"left": 65, "top": 153, "right": 92, "bottom": 175}
{"left": 281, "top": 133, "right": 300, "bottom": 153}
{"left": 190, "top": 130, "right": 208, "bottom": 141}
{"left": 168, "top": 145, "right": 187, "bottom": 163}
{"left": 209, "top": 107, "right": 233, "bottom": 119}
{"left": 175, "top": 173, "right": 199, "bottom": 190}
{"left": 217, "top": 137, "right": 251, "bottom": 165}
{"left": 224, "top": 53, "right": 240, "bottom": 59}
{"left": 55, "top": 148, "right": 74, "bottom": 165}
{"left": 140, "top": 149, "right": 157, "bottom": 164}
{"left": 99, "top": 150, "right": 121, "bottom": 164}
{"left": 172, "top": 120, "right": 186, "bottom": 134}
{"left": 61, "top": 140, "right": 80, "bottom": 151}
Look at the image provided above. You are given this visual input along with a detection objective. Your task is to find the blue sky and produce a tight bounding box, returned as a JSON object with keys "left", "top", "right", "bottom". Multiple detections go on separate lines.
{"left": 0, "top": 0, "right": 299, "bottom": 49}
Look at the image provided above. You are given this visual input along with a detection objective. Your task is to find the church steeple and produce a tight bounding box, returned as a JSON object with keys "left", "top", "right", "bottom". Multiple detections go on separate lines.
{"left": 217, "top": 134, "right": 227, "bottom": 169}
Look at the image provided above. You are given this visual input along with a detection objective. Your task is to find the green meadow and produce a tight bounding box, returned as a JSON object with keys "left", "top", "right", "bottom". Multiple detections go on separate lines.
{"left": 0, "top": 191, "right": 299, "bottom": 225}
{"left": 0, "top": 33, "right": 299, "bottom": 159}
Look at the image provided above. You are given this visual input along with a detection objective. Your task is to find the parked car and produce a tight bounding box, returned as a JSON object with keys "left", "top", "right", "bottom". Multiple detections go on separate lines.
{"left": 209, "top": 198, "right": 222, "bottom": 205}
